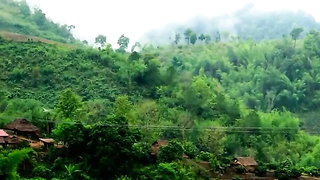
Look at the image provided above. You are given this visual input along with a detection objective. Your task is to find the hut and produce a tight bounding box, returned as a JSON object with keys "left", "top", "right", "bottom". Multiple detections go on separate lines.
{"left": 4, "top": 118, "right": 41, "bottom": 139}
{"left": 39, "top": 138, "right": 55, "bottom": 149}
{"left": 231, "top": 157, "right": 258, "bottom": 173}
{"left": 4, "top": 135, "right": 21, "bottom": 147}
{"left": 0, "top": 129, "right": 9, "bottom": 147}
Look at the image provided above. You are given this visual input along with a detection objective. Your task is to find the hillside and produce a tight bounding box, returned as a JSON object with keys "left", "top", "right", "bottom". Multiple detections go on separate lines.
{"left": 2, "top": 2, "right": 320, "bottom": 180}
{"left": 0, "top": 0, "right": 77, "bottom": 44}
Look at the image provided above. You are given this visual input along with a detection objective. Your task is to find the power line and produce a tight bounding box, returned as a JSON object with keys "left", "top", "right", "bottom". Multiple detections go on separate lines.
{"left": 27, "top": 119, "right": 320, "bottom": 134}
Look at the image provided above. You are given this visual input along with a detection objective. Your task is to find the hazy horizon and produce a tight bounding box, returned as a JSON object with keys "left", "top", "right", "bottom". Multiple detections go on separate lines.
{"left": 25, "top": 0, "right": 320, "bottom": 48}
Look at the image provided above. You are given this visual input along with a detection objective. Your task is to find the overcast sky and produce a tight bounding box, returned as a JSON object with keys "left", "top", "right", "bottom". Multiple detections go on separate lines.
{"left": 25, "top": 0, "right": 320, "bottom": 48}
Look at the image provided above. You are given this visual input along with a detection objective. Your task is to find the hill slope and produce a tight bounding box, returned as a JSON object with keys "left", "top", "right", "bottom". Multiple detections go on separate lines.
{"left": 0, "top": 0, "right": 76, "bottom": 44}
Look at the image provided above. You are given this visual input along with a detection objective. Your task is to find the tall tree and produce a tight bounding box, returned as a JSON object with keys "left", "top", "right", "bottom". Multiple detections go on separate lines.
{"left": 290, "top": 27, "right": 304, "bottom": 48}
{"left": 215, "top": 31, "right": 221, "bottom": 43}
{"left": 184, "top": 28, "right": 193, "bottom": 44}
{"left": 95, "top": 35, "right": 107, "bottom": 47}
{"left": 118, "top": 34, "right": 130, "bottom": 51}
{"left": 131, "top": 42, "right": 141, "bottom": 52}
{"left": 55, "top": 88, "right": 83, "bottom": 120}
{"left": 205, "top": 34, "right": 211, "bottom": 44}
{"left": 190, "top": 33, "right": 197, "bottom": 45}
{"left": 174, "top": 33, "right": 181, "bottom": 44}
{"left": 198, "top": 34, "right": 205, "bottom": 42}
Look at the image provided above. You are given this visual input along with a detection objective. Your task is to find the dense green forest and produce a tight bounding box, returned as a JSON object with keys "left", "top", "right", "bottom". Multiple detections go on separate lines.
{"left": 2, "top": 1, "right": 320, "bottom": 180}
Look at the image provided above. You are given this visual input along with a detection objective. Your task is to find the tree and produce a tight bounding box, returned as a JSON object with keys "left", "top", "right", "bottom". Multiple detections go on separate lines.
{"left": 184, "top": 28, "right": 193, "bottom": 44}
{"left": 158, "top": 140, "right": 184, "bottom": 163}
{"left": 222, "top": 31, "right": 230, "bottom": 41}
{"left": 215, "top": 31, "right": 221, "bottom": 42}
{"left": 205, "top": 34, "right": 211, "bottom": 44}
{"left": 55, "top": 88, "right": 83, "bottom": 120}
{"left": 290, "top": 27, "right": 303, "bottom": 48}
{"left": 198, "top": 34, "right": 205, "bottom": 42}
{"left": 131, "top": 42, "right": 141, "bottom": 52}
{"left": 118, "top": 34, "right": 130, "bottom": 51}
{"left": 174, "top": 33, "right": 181, "bottom": 44}
{"left": 95, "top": 35, "right": 107, "bottom": 47}
{"left": 190, "top": 33, "right": 197, "bottom": 45}
{"left": 67, "top": 25, "right": 75, "bottom": 32}
{"left": 87, "top": 116, "right": 142, "bottom": 179}
{"left": 19, "top": 0, "right": 31, "bottom": 17}
{"left": 32, "top": 8, "right": 47, "bottom": 27}
{"left": 82, "top": 40, "right": 88, "bottom": 45}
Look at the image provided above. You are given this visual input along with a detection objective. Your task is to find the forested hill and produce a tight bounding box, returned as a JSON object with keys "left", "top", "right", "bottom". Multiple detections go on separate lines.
{"left": 2, "top": 28, "right": 320, "bottom": 179}
{"left": 0, "top": 0, "right": 77, "bottom": 44}
{"left": 141, "top": 3, "right": 320, "bottom": 45}
{"left": 4, "top": 2, "right": 320, "bottom": 180}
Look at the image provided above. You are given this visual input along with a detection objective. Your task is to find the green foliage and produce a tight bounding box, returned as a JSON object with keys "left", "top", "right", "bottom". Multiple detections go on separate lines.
{"left": 95, "top": 34, "right": 107, "bottom": 47}
{"left": 4, "top": 3, "right": 320, "bottom": 179}
{"left": 183, "top": 141, "right": 199, "bottom": 159}
{"left": 275, "top": 159, "right": 302, "bottom": 180}
{"left": 190, "top": 32, "right": 197, "bottom": 45}
{"left": 55, "top": 89, "right": 83, "bottom": 120}
{"left": 0, "top": 0, "right": 75, "bottom": 43}
{"left": 235, "top": 166, "right": 246, "bottom": 174}
{"left": 32, "top": 165, "right": 52, "bottom": 179}
{"left": 196, "top": 151, "right": 215, "bottom": 162}
{"left": 138, "top": 162, "right": 196, "bottom": 180}
{"left": 159, "top": 140, "right": 184, "bottom": 163}
{"left": 117, "top": 34, "right": 130, "bottom": 51}
{"left": 174, "top": 33, "right": 180, "bottom": 44}
{"left": 303, "top": 166, "right": 319, "bottom": 177}
{"left": 0, "top": 148, "right": 34, "bottom": 179}
{"left": 255, "top": 164, "right": 268, "bottom": 176}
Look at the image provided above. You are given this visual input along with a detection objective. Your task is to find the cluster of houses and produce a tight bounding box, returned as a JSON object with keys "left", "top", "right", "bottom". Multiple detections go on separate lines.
{"left": 1, "top": 118, "right": 260, "bottom": 178}
{"left": 151, "top": 139, "right": 259, "bottom": 176}
{"left": 0, "top": 118, "right": 55, "bottom": 149}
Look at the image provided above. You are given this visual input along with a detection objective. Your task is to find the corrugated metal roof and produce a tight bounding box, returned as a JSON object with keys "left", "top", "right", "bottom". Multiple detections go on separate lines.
{"left": 0, "top": 129, "right": 9, "bottom": 137}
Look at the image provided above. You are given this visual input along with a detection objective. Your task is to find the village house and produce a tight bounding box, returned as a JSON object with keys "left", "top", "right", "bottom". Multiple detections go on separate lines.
{"left": 0, "top": 129, "right": 9, "bottom": 147}
{"left": 4, "top": 118, "right": 41, "bottom": 139}
{"left": 39, "top": 138, "right": 55, "bottom": 149}
{"left": 230, "top": 157, "right": 258, "bottom": 173}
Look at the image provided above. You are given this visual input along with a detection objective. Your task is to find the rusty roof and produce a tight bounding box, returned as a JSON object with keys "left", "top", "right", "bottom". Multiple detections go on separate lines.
{"left": 39, "top": 138, "right": 54, "bottom": 144}
{"left": 233, "top": 157, "right": 258, "bottom": 166}
{"left": 0, "top": 129, "right": 9, "bottom": 137}
{"left": 4, "top": 118, "right": 41, "bottom": 136}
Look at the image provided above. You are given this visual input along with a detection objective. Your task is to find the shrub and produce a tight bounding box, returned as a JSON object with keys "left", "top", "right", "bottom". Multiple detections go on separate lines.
{"left": 304, "top": 166, "right": 319, "bottom": 177}
{"left": 235, "top": 166, "right": 246, "bottom": 174}
{"left": 183, "top": 141, "right": 198, "bottom": 159}
{"left": 32, "top": 165, "right": 51, "bottom": 179}
{"left": 158, "top": 140, "right": 184, "bottom": 163}
{"left": 275, "top": 159, "right": 302, "bottom": 180}
{"left": 196, "top": 151, "right": 214, "bottom": 162}
{"left": 256, "top": 164, "right": 268, "bottom": 176}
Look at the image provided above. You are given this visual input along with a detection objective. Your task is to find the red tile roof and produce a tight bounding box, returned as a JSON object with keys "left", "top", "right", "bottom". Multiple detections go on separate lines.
{"left": 0, "top": 129, "right": 9, "bottom": 137}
